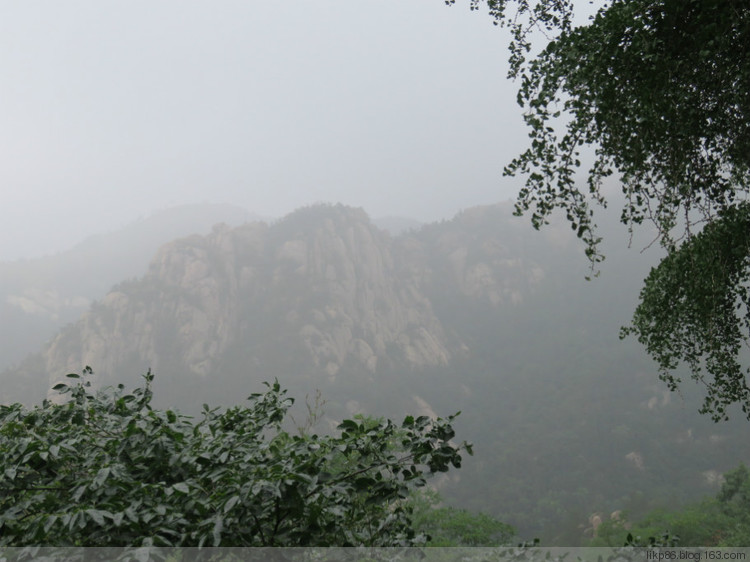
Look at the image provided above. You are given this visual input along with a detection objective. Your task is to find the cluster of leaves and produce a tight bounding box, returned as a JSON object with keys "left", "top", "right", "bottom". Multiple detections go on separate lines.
{"left": 623, "top": 203, "right": 750, "bottom": 420}
{"left": 591, "top": 464, "right": 750, "bottom": 547}
{"left": 448, "top": 0, "right": 750, "bottom": 419}
{"left": 0, "top": 370, "right": 470, "bottom": 547}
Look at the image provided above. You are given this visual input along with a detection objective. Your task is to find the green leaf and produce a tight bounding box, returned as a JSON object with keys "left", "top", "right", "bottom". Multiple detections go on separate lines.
{"left": 43, "top": 515, "right": 58, "bottom": 534}
{"left": 212, "top": 514, "right": 224, "bottom": 546}
{"left": 86, "top": 509, "right": 107, "bottom": 525}
{"left": 124, "top": 506, "right": 139, "bottom": 523}
{"left": 93, "top": 466, "right": 110, "bottom": 488}
{"left": 223, "top": 495, "right": 240, "bottom": 514}
{"left": 337, "top": 419, "right": 358, "bottom": 432}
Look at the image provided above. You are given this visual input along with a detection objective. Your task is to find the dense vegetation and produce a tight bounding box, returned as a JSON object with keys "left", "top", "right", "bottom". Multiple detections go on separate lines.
{"left": 0, "top": 370, "right": 473, "bottom": 547}
{"left": 591, "top": 464, "right": 750, "bottom": 547}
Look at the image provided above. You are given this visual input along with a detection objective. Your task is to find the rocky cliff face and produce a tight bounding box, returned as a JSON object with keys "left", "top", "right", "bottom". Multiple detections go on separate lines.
{"left": 3, "top": 202, "right": 560, "bottom": 403}
{"left": 402, "top": 205, "right": 550, "bottom": 306}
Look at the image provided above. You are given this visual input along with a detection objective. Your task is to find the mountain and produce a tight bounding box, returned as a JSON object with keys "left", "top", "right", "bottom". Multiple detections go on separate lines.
{"left": 2, "top": 202, "right": 749, "bottom": 544}
{"left": 2, "top": 203, "right": 562, "bottom": 403}
{"left": 0, "top": 203, "right": 262, "bottom": 374}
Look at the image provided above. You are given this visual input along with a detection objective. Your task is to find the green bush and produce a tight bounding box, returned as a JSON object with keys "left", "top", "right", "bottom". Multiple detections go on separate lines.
{"left": 0, "top": 369, "right": 470, "bottom": 547}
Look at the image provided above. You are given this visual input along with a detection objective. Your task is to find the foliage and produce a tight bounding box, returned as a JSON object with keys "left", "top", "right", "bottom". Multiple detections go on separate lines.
{"left": 592, "top": 502, "right": 729, "bottom": 547}
{"left": 716, "top": 463, "right": 750, "bottom": 545}
{"left": 448, "top": 0, "right": 750, "bottom": 418}
{"left": 410, "top": 490, "right": 516, "bottom": 546}
{"left": 622, "top": 204, "right": 750, "bottom": 421}
{"left": 0, "top": 370, "right": 470, "bottom": 547}
{"left": 590, "top": 464, "right": 750, "bottom": 547}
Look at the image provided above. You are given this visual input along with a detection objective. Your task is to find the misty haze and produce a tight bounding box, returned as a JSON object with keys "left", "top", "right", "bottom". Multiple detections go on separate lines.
{"left": 2, "top": 0, "right": 749, "bottom": 550}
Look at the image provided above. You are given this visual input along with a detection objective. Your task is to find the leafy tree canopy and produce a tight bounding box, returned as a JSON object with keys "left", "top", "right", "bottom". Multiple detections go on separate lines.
{"left": 0, "top": 370, "right": 470, "bottom": 547}
{"left": 448, "top": 0, "right": 750, "bottom": 419}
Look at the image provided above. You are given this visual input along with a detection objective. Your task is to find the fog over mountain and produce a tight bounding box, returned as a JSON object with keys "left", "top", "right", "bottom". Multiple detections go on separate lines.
{"left": 2, "top": 202, "right": 749, "bottom": 544}
{"left": 0, "top": 2, "right": 519, "bottom": 262}
{"left": 0, "top": 204, "right": 263, "bottom": 371}
{"left": 0, "top": 203, "right": 421, "bottom": 375}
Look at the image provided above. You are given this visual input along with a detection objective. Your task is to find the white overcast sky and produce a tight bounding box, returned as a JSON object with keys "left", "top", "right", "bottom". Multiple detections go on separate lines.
{"left": 0, "top": 1, "right": 530, "bottom": 261}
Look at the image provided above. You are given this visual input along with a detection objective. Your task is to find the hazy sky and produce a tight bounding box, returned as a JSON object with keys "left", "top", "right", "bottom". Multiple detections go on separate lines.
{"left": 1, "top": 1, "right": 527, "bottom": 260}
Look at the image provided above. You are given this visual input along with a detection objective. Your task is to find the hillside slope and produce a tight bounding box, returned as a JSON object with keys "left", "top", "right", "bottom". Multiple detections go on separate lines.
{"left": 2, "top": 202, "right": 749, "bottom": 544}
